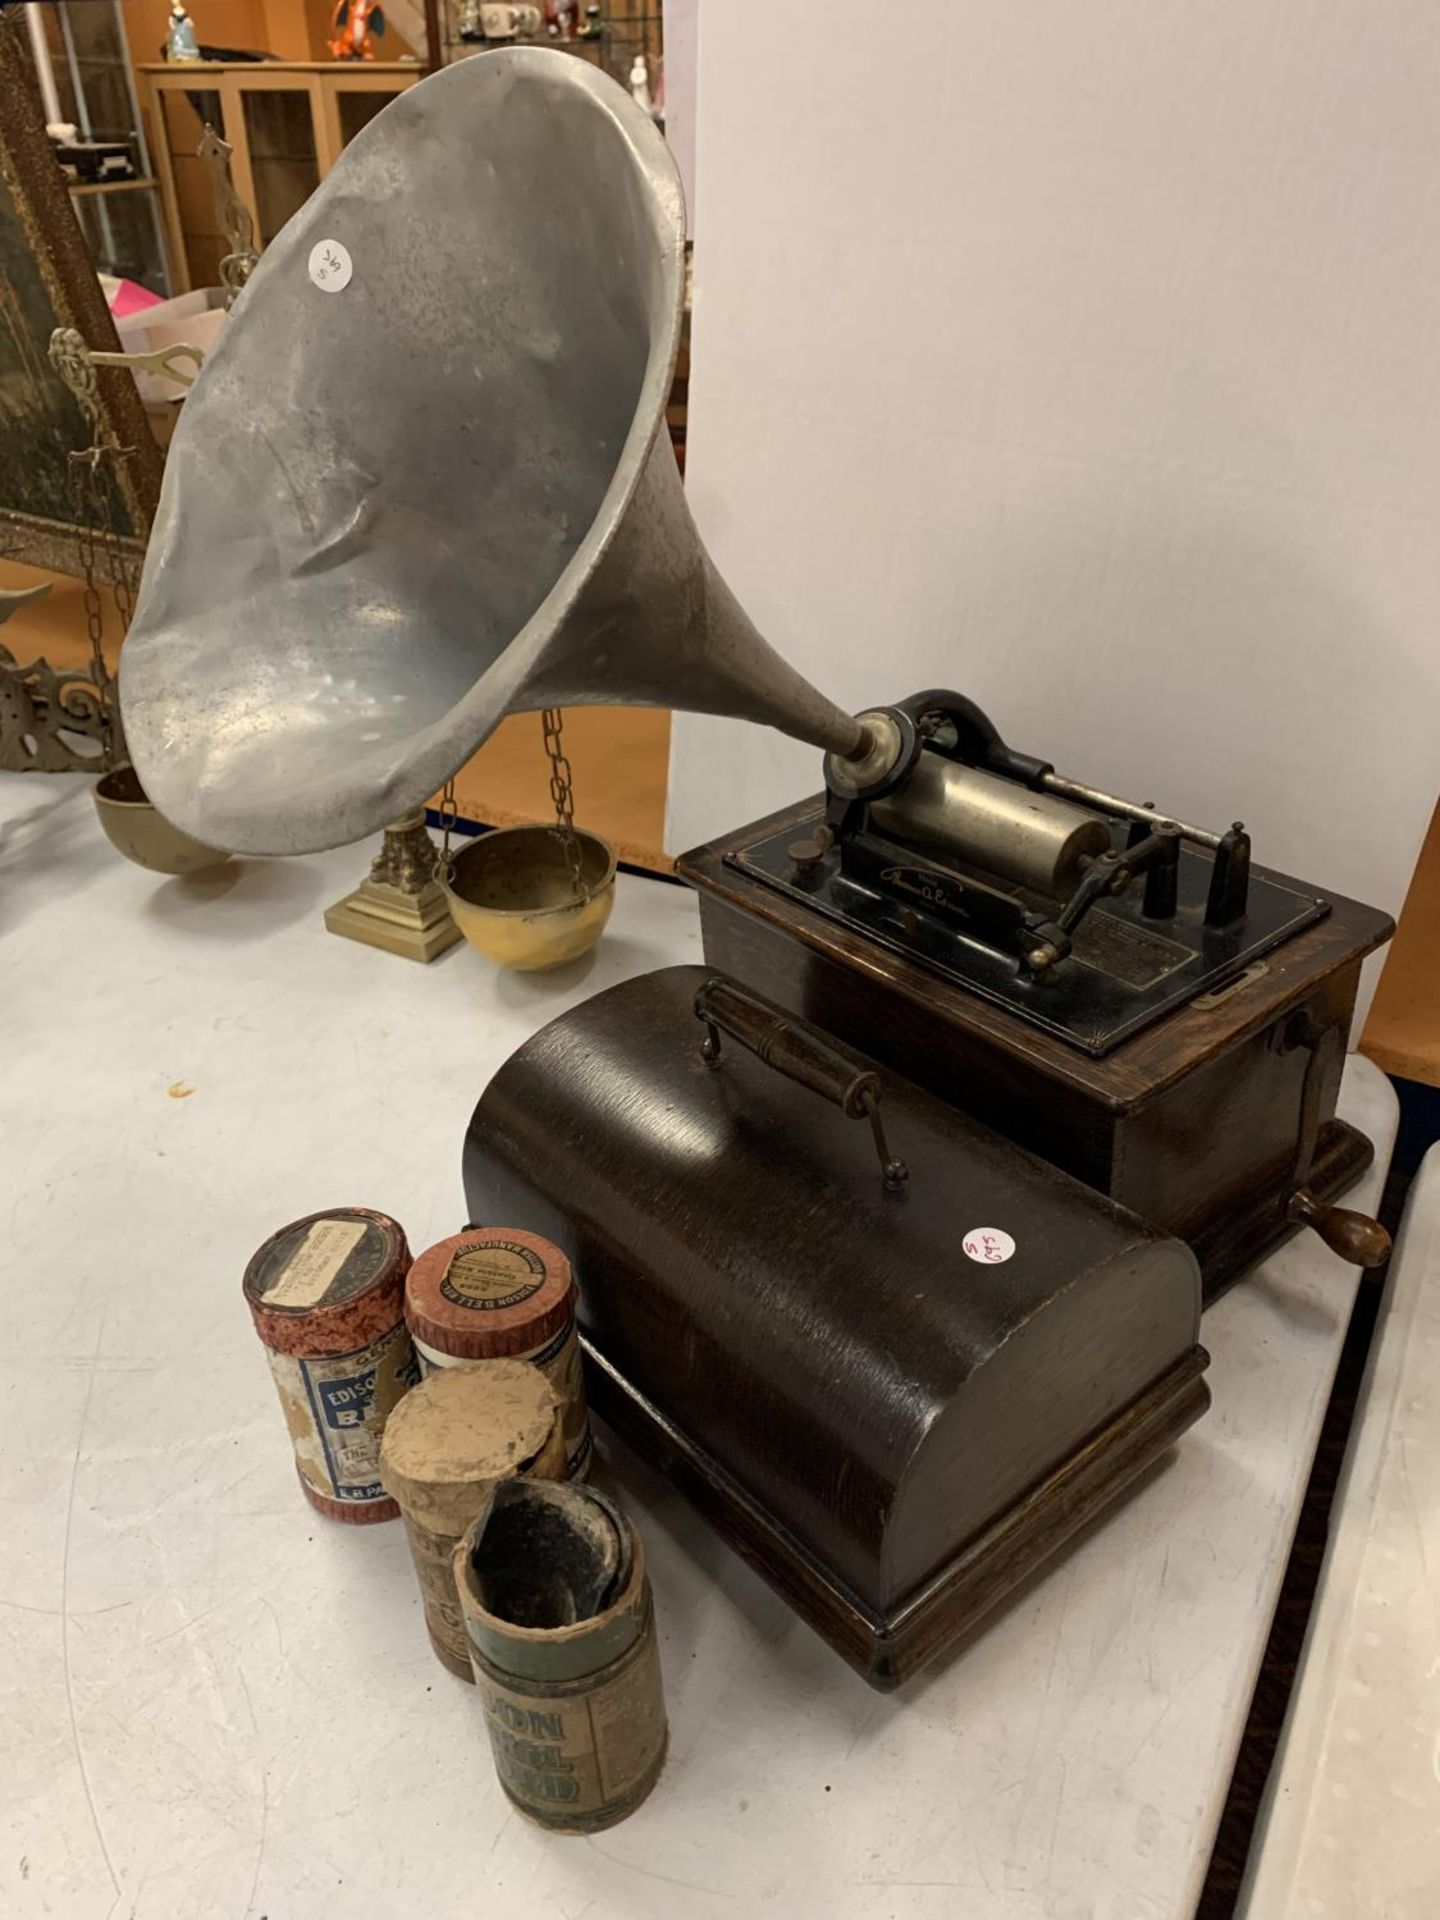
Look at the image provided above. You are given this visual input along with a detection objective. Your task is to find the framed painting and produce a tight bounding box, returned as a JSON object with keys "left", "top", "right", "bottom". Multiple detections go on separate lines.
{"left": 0, "top": 18, "right": 163, "bottom": 582}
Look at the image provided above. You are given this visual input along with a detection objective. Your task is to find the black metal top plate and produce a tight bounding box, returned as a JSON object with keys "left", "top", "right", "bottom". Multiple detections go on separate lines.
{"left": 727, "top": 814, "right": 1329, "bottom": 1057}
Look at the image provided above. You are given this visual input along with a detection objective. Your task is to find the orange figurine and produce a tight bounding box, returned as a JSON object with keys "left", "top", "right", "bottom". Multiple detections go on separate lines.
{"left": 329, "top": 0, "right": 385, "bottom": 60}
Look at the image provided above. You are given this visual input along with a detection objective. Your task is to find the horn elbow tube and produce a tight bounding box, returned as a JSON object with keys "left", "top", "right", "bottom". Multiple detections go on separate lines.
{"left": 824, "top": 709, "right": 905, "bottom": 794}
{"left": 833, "top": 714, "right": 874, "bottom": 760}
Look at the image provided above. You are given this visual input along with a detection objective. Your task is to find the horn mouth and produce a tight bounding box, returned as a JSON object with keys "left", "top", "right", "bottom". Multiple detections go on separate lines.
{"left": 120, "top": 48, "right": 685, "bottom": 858}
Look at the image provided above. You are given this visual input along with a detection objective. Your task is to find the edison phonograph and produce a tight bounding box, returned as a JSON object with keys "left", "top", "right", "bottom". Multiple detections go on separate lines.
{"left": 118, "top": 50, "right": 1391, "bottom": 1683}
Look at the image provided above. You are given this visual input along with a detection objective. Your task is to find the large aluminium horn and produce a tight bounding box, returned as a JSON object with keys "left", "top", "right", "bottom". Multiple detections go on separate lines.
{"left": 120, "top": 48, "right": 871, "bottom": 858}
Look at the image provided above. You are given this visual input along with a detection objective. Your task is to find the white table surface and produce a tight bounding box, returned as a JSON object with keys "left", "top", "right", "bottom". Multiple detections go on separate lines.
{"left": 0, "top": 774, "right": 1397, "bottom": 1920}
{"left": 1240, "top": 1144, "right": 1440, "bottom": 1920}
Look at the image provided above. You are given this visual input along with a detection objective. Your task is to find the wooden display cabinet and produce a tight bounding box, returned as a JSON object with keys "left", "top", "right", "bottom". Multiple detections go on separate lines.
{"left": 140, "top": 62, "right": 421, "bottom": 293}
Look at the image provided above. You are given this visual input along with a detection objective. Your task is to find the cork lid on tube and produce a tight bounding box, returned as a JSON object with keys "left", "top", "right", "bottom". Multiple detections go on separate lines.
{"left": 379, "top": 1360, "right": 564, "bottom": 1537}
{"left": 405, "top": 1228, "right": 574, "bottom": 1361}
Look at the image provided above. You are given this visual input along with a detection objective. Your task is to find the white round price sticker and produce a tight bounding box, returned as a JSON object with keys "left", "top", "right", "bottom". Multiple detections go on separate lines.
{"left": 962, "top": 1227, "right": 1016, "bottom": 1265}
{"left": 308, "top": 239, "right": 353, "bottom": 293}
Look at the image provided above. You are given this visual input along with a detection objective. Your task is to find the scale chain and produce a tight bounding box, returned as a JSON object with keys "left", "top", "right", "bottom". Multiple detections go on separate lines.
{"left": 67, "top": 446, "right": 131, "bottom": 772}
{"left": 51, "top": 327, "right": 135, "bottom": 774}
{"left": 541, "top": 706, "right": 587, "bottom": 900}
{"left": 437, "top": 775, "right": 459, "bottom": 884}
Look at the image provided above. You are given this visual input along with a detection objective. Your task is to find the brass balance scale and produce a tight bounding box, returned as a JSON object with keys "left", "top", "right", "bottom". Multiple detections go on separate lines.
{"left": 321, "top": 713, "right": 615, "bottom": 969}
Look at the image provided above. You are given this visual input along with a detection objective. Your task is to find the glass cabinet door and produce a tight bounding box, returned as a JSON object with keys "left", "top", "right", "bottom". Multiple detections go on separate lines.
{"left": 71, "top": 191, "right": 162, "bottom": 289}
{"left": 337, "top": 88, "right": 407, "bottom": 148}
{"left": 156, "top": 86, "right": 226, "bottom": 289}
{"left": 240, "top": 89, "right": 320, "bottom": 247}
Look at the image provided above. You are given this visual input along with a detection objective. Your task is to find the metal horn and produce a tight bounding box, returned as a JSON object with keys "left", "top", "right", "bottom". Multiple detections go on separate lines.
{"left": 119, "top": 49, "right": 868, "bottom": 858}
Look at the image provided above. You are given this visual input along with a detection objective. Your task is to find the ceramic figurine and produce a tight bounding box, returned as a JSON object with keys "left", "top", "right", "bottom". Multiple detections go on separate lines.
{"left": 329, "top": 0, "right": 386, "bottom": 61}
{"left": 480, "top": 2, "right": 541, "bottom": 36}
{"left": 165, "top": 2, "right": 202, "bottom": 62}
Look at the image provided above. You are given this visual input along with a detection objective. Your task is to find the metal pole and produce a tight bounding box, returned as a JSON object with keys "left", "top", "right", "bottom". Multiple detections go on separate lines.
{"left": 1038, "top": 771, "right": 1224, "bottom": 851}
{"left": 112, "top": 0, "right": 176, "bottom": 296}
{"left": 54, "top": 3, "right": 119, "bottom": 266}
{"left": 25, "top": 5, "right": 65, "bottom": 125}
{"left": 55, "top": 1, "right": 89, "bottom": 133}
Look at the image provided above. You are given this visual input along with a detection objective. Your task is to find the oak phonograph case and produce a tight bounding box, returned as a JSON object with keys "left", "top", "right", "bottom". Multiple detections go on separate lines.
{"left": 117, "top": 50, "right": 1392, "bottom": 1683}
{"left": 463, "top": 964, "right": 1209, "bottom": 1686}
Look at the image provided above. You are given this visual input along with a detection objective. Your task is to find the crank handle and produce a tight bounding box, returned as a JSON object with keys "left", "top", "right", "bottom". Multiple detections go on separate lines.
{"left": 1287, "top": 1187, "right": 1390, "bottom": 1269}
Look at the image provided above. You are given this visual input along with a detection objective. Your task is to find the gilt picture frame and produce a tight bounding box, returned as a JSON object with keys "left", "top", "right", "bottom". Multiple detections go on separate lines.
{"left": 0, "top": 19, "right": 163, "bottom": 583}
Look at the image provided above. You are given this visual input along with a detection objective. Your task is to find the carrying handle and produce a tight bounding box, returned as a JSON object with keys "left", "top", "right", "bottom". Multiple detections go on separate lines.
{"left": 1278, "top": 1012, "right": 1390, "bottom": 1270}
{"left": 694, "top": 977, "right": 908, "bottom": 1193}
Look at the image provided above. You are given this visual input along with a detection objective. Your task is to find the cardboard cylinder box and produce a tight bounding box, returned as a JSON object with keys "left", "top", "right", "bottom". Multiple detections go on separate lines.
{"left": 243, "top": 1207, "right": 418, "bottom": 1524}
{"left": 379, "top": 1360, "right": 566, "bottom": 1680}
{"left": 455, "top": 1479, "right": 668, "bottom": 1833}
{"left": 405, "top": 1227, "right": 592, "bottom": 1480}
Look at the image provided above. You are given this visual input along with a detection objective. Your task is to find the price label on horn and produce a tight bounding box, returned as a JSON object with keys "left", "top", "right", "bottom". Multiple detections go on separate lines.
{"left": 308, "top": 239, "right": 353, "bottom": 292}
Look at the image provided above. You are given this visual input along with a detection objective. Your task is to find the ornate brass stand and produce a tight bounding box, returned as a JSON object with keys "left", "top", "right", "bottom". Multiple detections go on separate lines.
{"left": 0, "top": 330, "right": 137, "bottom": 779}
{"left": 0, "top": 581, "right": 115, "bottom": 772}
{"left": 197, "top": 128, "right": 260, "bottom": 307}
{"left": 323, "top": 810, "right": 462, "bottom": 961}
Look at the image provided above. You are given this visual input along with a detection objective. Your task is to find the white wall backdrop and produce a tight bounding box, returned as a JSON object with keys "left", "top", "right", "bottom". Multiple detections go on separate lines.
{"left": 667, "top": 4, "right": 1440, "bottom": 983}
{"left": 660, "top": 0, "right": 698, "bottom": 236}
